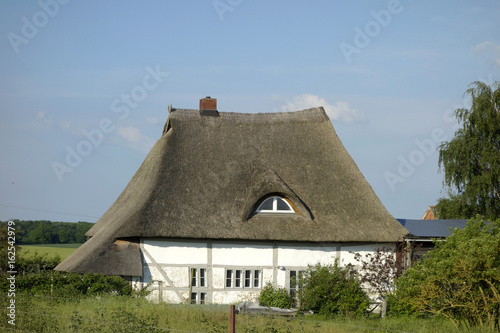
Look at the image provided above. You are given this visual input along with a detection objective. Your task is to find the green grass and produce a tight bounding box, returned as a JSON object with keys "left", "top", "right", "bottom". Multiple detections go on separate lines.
{"left": 1, "top": 294, "right": 496, "bottom": 333}
{"left": 20, "top": 243, "right": 82, "bottom": 260}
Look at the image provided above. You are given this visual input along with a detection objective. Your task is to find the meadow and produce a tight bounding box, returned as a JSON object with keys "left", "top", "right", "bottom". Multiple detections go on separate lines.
{"left": 20, "top": 243, "right": 82, "bottom": 260}
{"left": 2, "top": 293, "right": 493, "bottom": 333}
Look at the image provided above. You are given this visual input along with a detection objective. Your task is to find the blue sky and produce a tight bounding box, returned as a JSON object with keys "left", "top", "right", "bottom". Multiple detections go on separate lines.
{"left": 1, "top": 0, "right": 499, "bottom": 223}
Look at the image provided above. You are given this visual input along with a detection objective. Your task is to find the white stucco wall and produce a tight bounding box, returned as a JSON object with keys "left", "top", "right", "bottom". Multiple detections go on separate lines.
{"left": 212, "top": 243, "right": 274, "bottom": 267}
{"left": 138, "top": 238, "right": 393, "bottom": 304}
{"left": 277, "top": 244, "right": 338, "bottom": 267}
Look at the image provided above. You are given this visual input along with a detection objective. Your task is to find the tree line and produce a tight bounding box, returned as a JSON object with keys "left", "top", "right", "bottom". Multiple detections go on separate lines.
{"left": 0, "top": 220, "right": 93, "bottom": 244}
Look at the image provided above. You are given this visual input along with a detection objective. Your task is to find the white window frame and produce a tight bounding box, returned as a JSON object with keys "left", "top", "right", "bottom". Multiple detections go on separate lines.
{"left": 256, "top": 196, "right": 294, "bottom": 213}
{"left": 190, "top": 267, "right": 207, "bottom": 288}
{"left": 289, "top": 269, "right": 304, "bottom": 297}
{"left": 225, "top": 269, "right": 262, "bottom": 289}
{"left": 190, "top": 292, "right": 207, "bottom": 304}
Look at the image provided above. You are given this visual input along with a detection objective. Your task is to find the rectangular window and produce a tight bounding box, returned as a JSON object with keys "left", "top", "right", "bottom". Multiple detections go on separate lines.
{"left": 226, "top": 270, "right": 233, "bottom": 288}
{"left": 200, "top": 268, "right": 206, "bottom": 287}
{"left": 190, "top": 292, "right": 197, "bottom": 304}
{"left": 253, "top": 270, "right": 261, "bottom": 288}
{"left": 225, "top": 269, "right": 262, "bottom": 289}
{"left": 244, "top": 270, "right": 251, "bottom": 288}
{"left": 191, "top": 268, "right": 197, "bottom": 287}
{"left": 190, "top": 267, "right": 208, "bottom": 287}
{"left": 289, "top": 270, "right": 304, "bottom": 297}
{"left": 200, "top": 293, "right": 206, "bottom": 304}
{"left": 235, "top": 270, "right": 242, "bottom": 288}
{"left": 191, "top": 292, "right": 208, "bottom": 305}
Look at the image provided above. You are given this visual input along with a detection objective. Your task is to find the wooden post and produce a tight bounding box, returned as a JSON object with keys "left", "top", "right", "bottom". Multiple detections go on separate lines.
{"left": 230, "top": 304, "right": 235, "bottom": 333}
{"left": 158, "top": 281, "right": 163, "bottom": 302}
{"left": 189, "top": 268, "right": 194, "bottom": 304}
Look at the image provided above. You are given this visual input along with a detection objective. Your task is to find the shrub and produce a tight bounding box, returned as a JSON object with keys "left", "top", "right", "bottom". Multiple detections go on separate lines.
{"left": 17, "top": 251, "right": 61, "bottom": 274}
{"left": 390, "top": 217, "right": 500, "bottom": 330}
{"left": 299, "top": 262, "right": 369, "bottom": 318}
{"left": 0, "top": 270, "right": 136, "bottom": 298}
{"left": 259, "top": 282, "right": 293, "bottom": 308}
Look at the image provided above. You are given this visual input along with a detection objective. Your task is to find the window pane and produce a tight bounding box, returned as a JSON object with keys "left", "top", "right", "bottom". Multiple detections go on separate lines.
{"left": 200, "top": 268, "right": 206, "bottom": 287}
{"left": 190, "top": 292, "right": 197, "bottom": 304}
{"left": 276, "top": 198, "right": 291, "bottom": 211}
{"left": 290, "top": 270, "right": 297, "bottom": 288}
{"left": 191, "top": 268, "right": 197, "bottom": 287}
{"left": 254, "top": 270, "right": 260, "bottom": 288}
{"left": 200, "top": 293, "right": 206, "bottom": 304}
{"left": 235, "top": 270, "right": 241, "bottom": 288}
{"left": 244, "top": 270, "right": 251, "bottom": 288}
{"left": 226, "top": 270, "right": 232, "bottom": 288}
{"left": 258, "top": 198, "right": 274, "bottom": 211}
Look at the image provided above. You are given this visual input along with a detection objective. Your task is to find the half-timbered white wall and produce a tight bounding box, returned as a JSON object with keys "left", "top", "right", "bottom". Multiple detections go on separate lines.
{"left": 133, "top": 238, "right": 393, "bottom": 304}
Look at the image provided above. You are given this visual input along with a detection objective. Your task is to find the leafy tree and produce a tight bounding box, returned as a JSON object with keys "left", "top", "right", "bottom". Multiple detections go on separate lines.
{"left": 28, "top": 221, "right": 54, "bottom": 243}
{"left": 0, "top": 220, "right": 93, "bottom": 244}
{"left": 299, "top": 262, "right": 369, "bottom": 318}
{"left": 75, "top": 221, "right": 91, "bottom": 243}
{"left": 389, "top": 216, "right": 500, "bottom": 330}
{"left": 58, "top": 227, "right": 73, "bottom": 243}
{"left": 437, "top": 81, "right": 500, "bottom": 220}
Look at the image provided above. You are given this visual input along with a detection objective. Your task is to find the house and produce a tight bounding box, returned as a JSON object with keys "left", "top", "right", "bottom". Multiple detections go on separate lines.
{"left": 56, "top": 97, "right": 408, "bottom": 304}
{"left": 421, "top": 206, "right": 437, "bottom": 220}
{"left": 397, "top": 218, "right": 468, "bottom": 263}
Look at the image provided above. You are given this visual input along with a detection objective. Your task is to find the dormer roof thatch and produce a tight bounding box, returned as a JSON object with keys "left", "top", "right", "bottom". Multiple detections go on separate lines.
{"left": 56, "top": 107, "right": 408, "bottom": 276}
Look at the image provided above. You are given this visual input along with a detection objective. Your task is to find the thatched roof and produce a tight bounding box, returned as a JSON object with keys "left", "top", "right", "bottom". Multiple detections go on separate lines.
{"left": 56, "top": 107, "right": 408, "bottom": 276}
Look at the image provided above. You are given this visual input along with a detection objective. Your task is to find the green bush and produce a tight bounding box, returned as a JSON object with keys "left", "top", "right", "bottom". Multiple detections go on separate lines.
{"left": 17, "top": 251, "right": 61, "bottom": 274}
{"left": 390, "top": 217, "right": 500, "bottom": 330}
{"left": 259, "top": 282, "right": 293, "bottom": 308}
{"left": 299, "top": 262, "right": 369, "bottom": 318}
{"left": 2, "top": 270, "right": 134, "bottom": 298}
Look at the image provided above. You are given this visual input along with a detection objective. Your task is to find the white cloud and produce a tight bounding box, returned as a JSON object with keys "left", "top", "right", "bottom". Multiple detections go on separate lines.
{"left": 274, "top": 94, "right": 366, "bottom": 123}
{"left": 116, "top": 126, "right": 155, "bottom": 154}
{"left": 146, "top": 116, "right": 161, "bottom": 125}
{"left": 472, "top": 41, "right": 500, "bottom": 68}
{"left": 36, "top": 111, "right": 52, "bottom": 126}
{"left": 117, "top": 126, "right": 142, "bottom": 142}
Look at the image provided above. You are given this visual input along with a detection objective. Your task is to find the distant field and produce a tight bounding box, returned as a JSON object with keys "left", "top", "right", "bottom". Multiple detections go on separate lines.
{"left": 20, "top": 243, "right": 82, "bottom": 260}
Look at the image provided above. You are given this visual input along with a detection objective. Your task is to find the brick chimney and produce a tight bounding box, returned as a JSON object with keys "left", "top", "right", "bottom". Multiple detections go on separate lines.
{"left": 199, "top": 96, "right": 219, "bottom": 116}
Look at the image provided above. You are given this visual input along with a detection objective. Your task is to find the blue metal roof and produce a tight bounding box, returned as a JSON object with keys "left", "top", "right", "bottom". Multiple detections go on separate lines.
{"left": 397, "top": 218, "right": 468, "bottom": 238}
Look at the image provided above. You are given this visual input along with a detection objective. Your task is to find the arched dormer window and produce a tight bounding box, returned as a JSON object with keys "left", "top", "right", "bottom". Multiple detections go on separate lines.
{"left": 256, "top": 196, "right": 295, "bottom": 214}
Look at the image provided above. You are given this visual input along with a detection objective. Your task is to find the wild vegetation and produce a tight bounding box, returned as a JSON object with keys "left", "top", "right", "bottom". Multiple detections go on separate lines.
{"left": 389, "top": 216, "right": 500, "bottom": 331}
{"left": 259, "top": 282, "right": 294, "bottom": 308}
{"left": 298, "top": 262, "right": 370, "bottom": 318}
{"left": 2, "top": 293, "right": 475, "bottom": 333}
